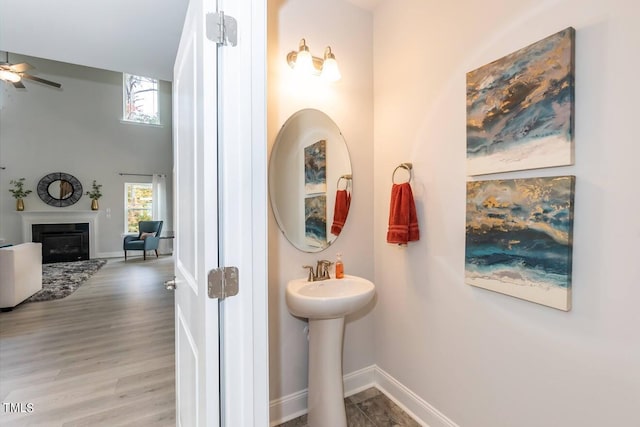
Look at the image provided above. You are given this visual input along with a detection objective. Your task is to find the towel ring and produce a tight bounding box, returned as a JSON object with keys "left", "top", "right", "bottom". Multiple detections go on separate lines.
{"left": 392, "top": 163, "right": 413, "bottom": 184}
{"left": 337, "top": 174, "right": 352, "bottom": 190}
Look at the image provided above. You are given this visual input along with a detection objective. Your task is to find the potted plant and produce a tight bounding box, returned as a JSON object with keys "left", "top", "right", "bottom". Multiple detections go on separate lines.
{"left": 86, "top": 180, "right": 103, "bottom": 210}
{"left": 9, "top": 178, "right": 32, "bottom": 211}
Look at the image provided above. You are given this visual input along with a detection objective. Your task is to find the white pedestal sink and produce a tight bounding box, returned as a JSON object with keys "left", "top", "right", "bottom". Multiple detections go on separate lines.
{"left": 286, "top": 275, "right": 375, "bottom": 427}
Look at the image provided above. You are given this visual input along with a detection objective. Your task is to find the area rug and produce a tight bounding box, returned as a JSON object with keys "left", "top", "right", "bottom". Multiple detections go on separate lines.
{"left": 27, "top": 259, "right": 108, "bottom": 303}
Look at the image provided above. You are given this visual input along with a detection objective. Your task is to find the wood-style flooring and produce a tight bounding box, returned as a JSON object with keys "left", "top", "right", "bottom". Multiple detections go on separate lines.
{"left": 0, "top": 256, "right": 176, "bottom": 427}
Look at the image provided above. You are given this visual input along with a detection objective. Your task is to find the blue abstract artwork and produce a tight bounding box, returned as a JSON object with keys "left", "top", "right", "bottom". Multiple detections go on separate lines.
{"left": 304, "top": 140, "right": 327, "bottom": 194}
{"left": 465, "top": 176, "right": 575, "bottom": 311}
{"left": 466, "top": 27, "right": 575, "bottom": 175}
{"left": 305, "top": 195, "right": 327, "bottom": 247}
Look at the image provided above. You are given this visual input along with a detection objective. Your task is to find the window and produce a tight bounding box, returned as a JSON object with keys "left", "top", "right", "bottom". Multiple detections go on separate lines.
{"left": 123, "top": 73, "right": 160, "bottom": 125}
{"left": 125, "top": 183, "right": 153, "bottom": 233}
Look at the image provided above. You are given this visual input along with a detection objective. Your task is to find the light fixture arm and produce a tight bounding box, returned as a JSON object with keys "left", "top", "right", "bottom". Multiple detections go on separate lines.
{"left": 324, "top": 46, "right": 336, "bottom": 60}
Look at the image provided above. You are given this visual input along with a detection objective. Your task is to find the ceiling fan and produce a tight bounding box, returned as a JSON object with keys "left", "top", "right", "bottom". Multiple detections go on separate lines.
{"left": 0, "top": 52, "right": 62, "bottom": 89}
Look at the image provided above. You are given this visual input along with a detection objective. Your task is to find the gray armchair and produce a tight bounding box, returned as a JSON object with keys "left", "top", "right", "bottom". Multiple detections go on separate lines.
{"left": 123, "top": 221, "right": 164, "bottom": 261}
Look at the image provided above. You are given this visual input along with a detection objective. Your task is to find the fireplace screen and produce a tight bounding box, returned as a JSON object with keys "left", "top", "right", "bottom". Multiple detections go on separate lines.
{"left": 32, "top": 223, "right": 90, "bottom": 263}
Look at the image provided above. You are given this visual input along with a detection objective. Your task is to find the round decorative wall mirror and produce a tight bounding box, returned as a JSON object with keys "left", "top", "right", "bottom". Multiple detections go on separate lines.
{"left": 269, "top": 109, "right": 352, "bottom": 253}
{"left": 37, "top": 172, "right": 83, "bottom": 207}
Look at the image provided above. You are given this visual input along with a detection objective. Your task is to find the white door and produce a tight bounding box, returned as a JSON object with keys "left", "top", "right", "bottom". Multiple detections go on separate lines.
{"left": 173, "top": 0, "right": 268, "bottom": 426}
{"left": 216, "top": 0, "right": 269, "bottom": 424}
{"left": 173, "top": 0, "right": 220, "bottom": 425}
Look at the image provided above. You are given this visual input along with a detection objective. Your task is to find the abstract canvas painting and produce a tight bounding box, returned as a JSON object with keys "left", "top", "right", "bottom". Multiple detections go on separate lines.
{"left": 305, "top": 195, "right": 327, "bottom": 247}
{"left": 305, "top": 139, "right": 327, "bottom": 194}
{"left": 466, "top": 27, "right": 575, "bottom": 175}
{"left": 465, "top": 176, "right": 575, "bottom": 311}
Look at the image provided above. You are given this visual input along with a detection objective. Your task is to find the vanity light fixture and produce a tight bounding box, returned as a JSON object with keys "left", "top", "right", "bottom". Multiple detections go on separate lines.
{"left": 286, "top": 39, "right": 342, "bottom": 82}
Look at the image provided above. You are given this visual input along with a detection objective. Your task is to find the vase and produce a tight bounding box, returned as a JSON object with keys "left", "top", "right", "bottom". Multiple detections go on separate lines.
{"left": 91, "top": 199, "right": 99, "bottom": 210}
{"left": 16, "top": 199, "right": 24, "bottom": 211}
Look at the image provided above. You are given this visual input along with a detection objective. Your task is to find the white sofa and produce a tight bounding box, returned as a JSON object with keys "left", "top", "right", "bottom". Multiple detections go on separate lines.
{"left": 0, "top": 242, "right": 43, "bottom": 310}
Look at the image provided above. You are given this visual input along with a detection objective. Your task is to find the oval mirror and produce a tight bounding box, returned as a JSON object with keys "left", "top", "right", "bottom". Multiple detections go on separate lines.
{"left": 269, "top": 109, "right": 352, "bottom": 252}
{"left": 37, "top": 172, "right": 83, "bottom": 207}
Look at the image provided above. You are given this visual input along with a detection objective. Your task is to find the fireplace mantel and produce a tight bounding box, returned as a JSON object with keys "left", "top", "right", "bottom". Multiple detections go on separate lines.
{"left": 19, "top": 211, "right": 99, "bottom": 259}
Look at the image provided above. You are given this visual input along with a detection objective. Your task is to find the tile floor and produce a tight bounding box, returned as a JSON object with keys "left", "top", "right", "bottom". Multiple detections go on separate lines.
{"left": 276, "top": 387, "right": 421, "bottom": 427}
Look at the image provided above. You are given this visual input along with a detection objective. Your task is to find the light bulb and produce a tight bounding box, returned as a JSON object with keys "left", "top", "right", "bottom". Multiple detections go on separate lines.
{"left": 321, "top": 57, "right": 341, "bottom": 82}
{"left": 294, "top": 50, "right": 314, "bottom": 75}
{"left": 0, "top": 70, "right": 21, "bottom": 83}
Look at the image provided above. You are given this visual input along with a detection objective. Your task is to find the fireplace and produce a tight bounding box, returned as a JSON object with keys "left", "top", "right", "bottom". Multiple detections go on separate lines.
{"left": 32, "top": 223, "right": 90, "bottom": 264}
{"left": 19, "top": 211, "right": 99, "bottom": 260}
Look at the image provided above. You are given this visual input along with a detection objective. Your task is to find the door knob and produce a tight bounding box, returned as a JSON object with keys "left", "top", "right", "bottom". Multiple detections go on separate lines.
{"left": 164, "top": 277, "right": 177, "bottom": 290}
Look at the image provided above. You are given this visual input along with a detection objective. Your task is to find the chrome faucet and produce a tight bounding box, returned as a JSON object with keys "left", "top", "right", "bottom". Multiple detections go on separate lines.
{"left": 302, "top": 260, "right": 334, "bottom": 281}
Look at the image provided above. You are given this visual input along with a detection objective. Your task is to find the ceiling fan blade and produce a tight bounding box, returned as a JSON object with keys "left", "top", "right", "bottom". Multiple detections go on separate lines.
{"left": 12, "top": 80, "right": 26, "bottom": 89}
{"left": 9, "top": 62, "right": 32, "bottom": 73}
{"left": 20, "top": 73, "right": 62, "bottom": 88}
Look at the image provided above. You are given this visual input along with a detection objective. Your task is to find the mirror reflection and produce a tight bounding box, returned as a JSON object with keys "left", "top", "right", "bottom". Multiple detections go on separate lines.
{"left": 269, "top": 109, "right": 352, "bottom": 253}
{"left": 48, "top": 180, "right": 74, "bottom": 200}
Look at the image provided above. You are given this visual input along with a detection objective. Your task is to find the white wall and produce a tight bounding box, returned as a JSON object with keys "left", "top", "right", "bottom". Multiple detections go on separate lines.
{"left": 373, "top": 0, "right": 640, "bottom": 426}
{"left": 0, "top": 54, "right": 173, "bottom": 257}
{"left": 267, "top": 0, "right": 375, "bottom": 409}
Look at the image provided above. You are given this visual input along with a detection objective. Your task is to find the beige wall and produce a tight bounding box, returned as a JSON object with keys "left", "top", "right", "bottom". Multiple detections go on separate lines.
{"left": 373, "top": 0, "right": 640, "bottom": 426}
{"left": 0, "top": 54, "right": 173, "bottom": 256}
{"left": 267, "top": 0, "right": 375, "bottom": 408}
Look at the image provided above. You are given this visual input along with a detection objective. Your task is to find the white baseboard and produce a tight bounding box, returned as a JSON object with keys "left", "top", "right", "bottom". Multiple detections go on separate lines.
{"left": 95, "top": 251, "right": 123, "bottom": 259}
{"left": 269, "top": 389, "right": 308, "bottom": 427}
{"left": 374, "top": 366, "right": 459, "bottom": 427}
{"left": 269, "top": 365, "right": 458, "bottom": 427}
{"left": 95, "top": 252, "right": 173, "bottom": 259}
{"left": 344, "top": 364, "right": 376, "bottom": 397}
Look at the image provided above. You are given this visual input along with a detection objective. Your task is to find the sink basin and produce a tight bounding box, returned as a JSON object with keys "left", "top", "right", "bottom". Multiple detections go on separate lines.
{"left": 286, "top": 275, "right": 375, "bottom": 320}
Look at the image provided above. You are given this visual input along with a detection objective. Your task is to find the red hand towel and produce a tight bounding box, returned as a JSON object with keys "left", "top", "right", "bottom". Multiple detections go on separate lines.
{"left": 331, "top": 190, "right": 351, "bottom": 236}
{"left": 387, "top": 182, "right": 419, "bottom": 244}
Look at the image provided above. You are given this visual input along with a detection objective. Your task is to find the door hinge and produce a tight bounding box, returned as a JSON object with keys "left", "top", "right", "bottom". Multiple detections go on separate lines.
{"left": 206, "top": 11, "right": 237, "bottom": 46}
{"left": 208, "top": 266, "right": 239, "bottom": 299}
